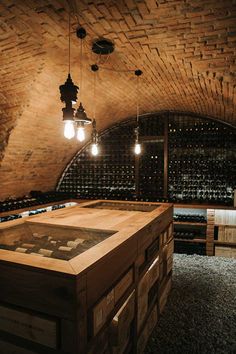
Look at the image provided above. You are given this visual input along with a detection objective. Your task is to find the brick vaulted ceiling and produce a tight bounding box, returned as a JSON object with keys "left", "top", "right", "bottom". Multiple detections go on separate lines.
{"left": 0, "top": 0, "right": 236, "bottom": 199}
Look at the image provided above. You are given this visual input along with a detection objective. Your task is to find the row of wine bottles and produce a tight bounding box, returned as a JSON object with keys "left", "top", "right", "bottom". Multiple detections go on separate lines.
{"left": 0, "top": 192, "right": 73, "bottom": 213}
{"left": 174, "top": 241, "right": 206, "bottom": 255}
{"left": 173, "top": 231, "right": 201, "bottom": 240}
{"left": 0, "top": 234, "right": 103, "bottom": 261}
{"left": 174, "top": 214, "right": 206, "bottom": 223}
{"left": 59, "top": 114, "right": 235, "bottom": 205}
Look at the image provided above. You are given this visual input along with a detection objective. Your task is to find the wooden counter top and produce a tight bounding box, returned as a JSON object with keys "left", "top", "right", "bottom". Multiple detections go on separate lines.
{"left": 0, "top": 200, "right": 174, "bottom": 354}
{"left": 0, "top": 200, "right": 173, "bottom": 277}
{"left": 27, "top": 205, "right": 142, "bottom": 231}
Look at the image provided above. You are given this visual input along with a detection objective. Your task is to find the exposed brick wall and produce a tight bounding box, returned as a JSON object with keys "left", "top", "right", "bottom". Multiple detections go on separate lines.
{"left": 0, "top": 0, "right": 235, "bottom": 199}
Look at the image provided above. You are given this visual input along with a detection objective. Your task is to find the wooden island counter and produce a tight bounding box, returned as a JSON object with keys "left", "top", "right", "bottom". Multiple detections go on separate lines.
{"left": 0, "top": 200, "right": 173, "bottom": 354}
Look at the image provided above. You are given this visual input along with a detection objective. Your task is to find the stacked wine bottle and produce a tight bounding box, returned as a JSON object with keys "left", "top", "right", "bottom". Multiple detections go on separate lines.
{"left": 0, "top": 233, "right": 108, "bottom": 261}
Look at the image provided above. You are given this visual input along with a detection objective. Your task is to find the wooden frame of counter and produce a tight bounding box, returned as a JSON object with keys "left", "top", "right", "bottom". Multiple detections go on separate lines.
{"left": 0, "top": 200, "right": 173, "bottom": 354}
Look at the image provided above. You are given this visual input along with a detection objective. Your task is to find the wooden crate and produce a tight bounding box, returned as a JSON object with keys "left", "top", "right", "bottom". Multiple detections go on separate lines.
{"left": 137, "top": 256, "right": 159, "bottom": 331}
{"left": 159, "top": 276, "right": 172, "bottom": 314}
{"left": 218, "top": 225, "right": 236, "bottom": 243}
{"left": 137, "top": 306, "right": 158, "bottom": 354}
{"left": 215, "top": 246, "right": 236, "bottom": 259}
{"left": 110, "top": 291, "right": 135, "bottom": 352}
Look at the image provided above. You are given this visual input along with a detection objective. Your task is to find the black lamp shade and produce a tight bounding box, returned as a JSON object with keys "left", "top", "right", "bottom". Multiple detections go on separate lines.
{"left": 75, "top": 103, "right": 92, "bottom": 124}
{"left": 62, "top": 101, "right": 75, "bottom": 121}
{"left": 59, "top": 74, "right": 79, "bottom": 103}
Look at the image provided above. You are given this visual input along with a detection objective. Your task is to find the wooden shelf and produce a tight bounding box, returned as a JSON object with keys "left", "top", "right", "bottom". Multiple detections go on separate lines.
{"left": 214, "top": 241, "right": 236, "bottom": 247}
{"left": 172, "top": 203, "right": 236, "bottom": 257}
{"left": 214, "top": 224, "right": 236, "bottom": 227}
{"left": 174, "top": 204, "right": 236, "bottom": 210}
{"left": 174, "top": 238, "right": 206, "bottom": 244}
{"left": 174, "top": 221, "right": 207, "bottom": 226}
{"left": 140, "top": 135, "right": 164, "bottom": 142}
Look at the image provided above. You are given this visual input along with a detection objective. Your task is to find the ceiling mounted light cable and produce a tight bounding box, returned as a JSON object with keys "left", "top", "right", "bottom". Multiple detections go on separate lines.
{"left": 59, "top": 12, "right": 78, "bottom": 139}
{"left": 134, "top": 69, "right": 142, "bottom": 155}
{"left": 91, "top": 64, "right": 99, "bottom": 156}
{"left": 75, "top": 27, "right": 92, "bottom": 142}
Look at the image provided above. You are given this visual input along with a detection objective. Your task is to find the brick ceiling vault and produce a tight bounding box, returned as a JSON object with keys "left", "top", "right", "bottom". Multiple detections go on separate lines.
{"left": 0, "top": 0, "right": 235, "bottom": 199}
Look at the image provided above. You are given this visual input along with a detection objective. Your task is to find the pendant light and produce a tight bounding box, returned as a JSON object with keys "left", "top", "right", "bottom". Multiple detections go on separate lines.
{"left": 59, "top": 12, "right": 78, "bottom": 139}
{"left": 91, "top": 64, "right": 99, "bottom": 156}
{"left": 74, "top": 27, "right": 91, "bottom": 141}
{"left": 134, "top": 69, "right": 142, "bottom": 155}
{"left": 91, "top": 120, "right": 99, "bottom": 156}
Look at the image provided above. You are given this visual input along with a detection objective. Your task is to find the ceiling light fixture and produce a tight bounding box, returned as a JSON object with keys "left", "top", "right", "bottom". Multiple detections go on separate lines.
{"left": 92, "top": 38, "right": 114, "bottom": 55}
{"left": 74, "top": 27, "right": 91, "bottom": 142}
{"left": 59, "top": 12, "right": 78, "bottom": 139}
{"left": 134, "top": 69, "right": 142, "bottom": 155}
{"left": 91, "top": 64, "right": 99, "bottom": 156}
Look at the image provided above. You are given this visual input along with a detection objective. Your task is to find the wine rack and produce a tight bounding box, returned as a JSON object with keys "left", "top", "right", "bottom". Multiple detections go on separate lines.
{"left": 0, "top": 203, "right": 77, "bottom": 223}
{"left": 0, "top": 191, "right": 73, "bottom": 213}
{"left": 57, "top": 112, "right": 236, "bottom": 207}
{"left": 173, "top": 207, "right": 207, "bottom": 255}
{"left": 168, "top": 116, "right": 235, "bottom": 205}
{"left": 138, "top": 142, "right": 164, "bottom": 200}
{"left": 174, "top": 240, "right": 206, "bottom": 255}
{"left": 59, "top": 123, "right": 136, "bottom": 200}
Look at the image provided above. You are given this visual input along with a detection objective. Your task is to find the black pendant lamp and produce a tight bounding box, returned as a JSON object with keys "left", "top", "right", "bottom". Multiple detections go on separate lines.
{"left": 59, "top": 13, "right": 78, "bottom": 139}
{"left": 74, "top": 27, "right": 91, "bottom": 142}
{"left": 90, "top": 64, "right": 99, "bottom": 156}
{"left": 134, "top": 69, "right": 142, "bottom": 155}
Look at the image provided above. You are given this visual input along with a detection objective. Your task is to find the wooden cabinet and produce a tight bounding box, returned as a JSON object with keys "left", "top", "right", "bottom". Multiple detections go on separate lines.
{"left": 0, "top": 200, "right": 174, "bottom": 354}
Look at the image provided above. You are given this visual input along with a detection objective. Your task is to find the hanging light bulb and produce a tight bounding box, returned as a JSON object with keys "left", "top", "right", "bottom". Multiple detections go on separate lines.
{"left": 90, "top": 66, "right": 99, "bottom": 156}
{"left": 64, "top": 120, "right": 75, "bottom": 139}
{"left": 77, "top": 124, "right": 85, "bottom": 142}
{"left": 134, "top": 69, "right": 143, "bottom": 155}
{"left": 75, "top": 103, "right": 91, "bottom": 141}
{"left": 134, "top": 126, "right": 141, "bottom": 155}
{"left": 91, "top": 119, "right": 99, "bottom": 156}
{"left": 62, "top": 100, "right": 75, "bottom": 139}
{"left": 74, "top": 27, "right": 92, "bottom": 140}
{"left": 134, "top": 142, "right": 141, "bottom": 155}
{"left": 91, "top": 143, "right": 99, "bottom": 156}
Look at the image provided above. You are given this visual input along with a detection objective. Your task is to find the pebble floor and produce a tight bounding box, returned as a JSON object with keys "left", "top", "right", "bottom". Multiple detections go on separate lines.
{"left": 145, "top": 254, "right": 236, "bottom": 354}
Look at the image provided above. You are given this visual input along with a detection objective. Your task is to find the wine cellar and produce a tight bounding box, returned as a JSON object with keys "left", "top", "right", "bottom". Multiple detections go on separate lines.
{"left": 0, "top": 1, "right": 236, "bottom": 354}
{"left": 57, "top": 112, "right": 236, "bottom": 258}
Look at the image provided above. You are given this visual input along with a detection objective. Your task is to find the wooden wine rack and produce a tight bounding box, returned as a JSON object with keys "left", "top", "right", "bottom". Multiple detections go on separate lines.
{"left": 57, "top": 112, "right": 236, "bottom": 207}
{"left": 173, "top": 204, "right": 236, "bottom": 257}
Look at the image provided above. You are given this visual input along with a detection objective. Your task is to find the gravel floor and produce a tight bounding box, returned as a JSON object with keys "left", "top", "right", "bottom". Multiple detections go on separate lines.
{"left": 145, "top": 254, "right": 236, "bottom": 354}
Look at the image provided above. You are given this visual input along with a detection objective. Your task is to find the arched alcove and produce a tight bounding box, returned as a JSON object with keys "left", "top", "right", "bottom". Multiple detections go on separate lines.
{"left": 57, "top": 111, "right": 236, "bottom": 205}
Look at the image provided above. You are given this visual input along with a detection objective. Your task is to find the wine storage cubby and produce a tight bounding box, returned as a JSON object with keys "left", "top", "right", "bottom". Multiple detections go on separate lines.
{"left": 174, "top": 240, "right": 206, "bottom": 255}
{"left": 172, "top": 205, "right": 236, "bottom": 257}
{"left": 57, "top": 112, "right": 236, "bottom": 207}
{"left": 173, "top": 207, "right": 207, "bottom": 255}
